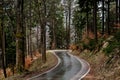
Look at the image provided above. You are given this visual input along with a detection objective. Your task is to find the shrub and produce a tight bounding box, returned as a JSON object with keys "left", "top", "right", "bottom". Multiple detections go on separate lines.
{"left": 83, "top": 39, "right": 96, "bottom": 51}
{"left": 103, "top": 40, "right": 120, "bottom": 56}
{"left": 114, "top": 30, "right": 120, "bottom": 42}
{"left": 69, "top": 44, "right": 77, "bottom": 51}
{"left": 103, "top": 44, "right": 115, "bottom": 56}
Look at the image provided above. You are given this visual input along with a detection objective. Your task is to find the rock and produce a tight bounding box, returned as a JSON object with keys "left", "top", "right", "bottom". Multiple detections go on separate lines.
{"left": 102, "top": 42, "right": 109, "bottom": 49}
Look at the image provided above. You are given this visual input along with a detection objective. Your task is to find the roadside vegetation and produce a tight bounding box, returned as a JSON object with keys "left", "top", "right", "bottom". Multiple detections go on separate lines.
{"left": 1, "top": 0, "right": 120, "bottom": 80}
{"left": 1, "top": 52, "right": 57, "bottom": 80}
{"left": 70, "top": 30, "right": 120, "bottom": 80}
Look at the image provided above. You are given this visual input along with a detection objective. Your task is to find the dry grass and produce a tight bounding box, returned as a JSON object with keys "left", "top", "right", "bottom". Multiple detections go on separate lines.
{"left": 71, "top": 49, "right": 120, "bottom": 80}
{"left": 29, "top": 52, "right": 57, "bottom": 72}
{"left": 72, "top": 50, "right": 107, "bottom": 80}
{"left": 0, "top": 69, "right": 4, "bottom": 80}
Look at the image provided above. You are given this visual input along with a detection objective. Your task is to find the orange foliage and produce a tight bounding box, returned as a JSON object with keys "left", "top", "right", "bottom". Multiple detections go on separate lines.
{"left": 114, "top": 23, "right": 120, "bottom": 29}
{"left": 82, "top": 31, "right": 95, "bottom": 44}
{"left": 69, "top": 44, "right": 77, "bottom": 51}
{"left": 97, "top": 31, "right": 102, "bottom": 38}
{"left": 6, "top": 68, "right": 12, "bottom": 77}
{"left": 25, "top": 56, "right": 32, "bottom": 69}
{"left": 88, "top": 31, "right": 95, "bottom": 39}
{"left": 0, "top": 69, "right": 3, "bottom": 76}
{"left": 88, "top": 31, "right": 102, "bottom": 39}
{"left": 0, "top": 68, "right": 13, "bottom": 77}
{"left": 25, "top": 50, "right": 41, "bottom": 69}
{"left": 82, "top": 30, "right": 102, "bottom": 44}
{"left": 0, "top": 50, "right": 42, "bottom": 78}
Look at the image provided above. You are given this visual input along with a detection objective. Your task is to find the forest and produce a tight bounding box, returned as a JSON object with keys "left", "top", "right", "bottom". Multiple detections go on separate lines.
{"left": 0, "top": 0, "right": 120, "bottom": 80}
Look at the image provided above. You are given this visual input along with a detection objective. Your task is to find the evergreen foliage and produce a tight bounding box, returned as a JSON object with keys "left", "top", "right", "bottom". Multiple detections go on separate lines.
{"left": 104, "top": 30, "right": 120, "bottom": 56}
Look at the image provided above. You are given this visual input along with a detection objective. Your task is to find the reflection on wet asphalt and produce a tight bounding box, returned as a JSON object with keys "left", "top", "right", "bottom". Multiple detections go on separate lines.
{"left": 30, "top": 51, "right": 81, "bottom": 80}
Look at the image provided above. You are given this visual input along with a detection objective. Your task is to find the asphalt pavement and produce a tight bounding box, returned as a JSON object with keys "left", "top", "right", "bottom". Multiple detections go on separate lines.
{"left": 28, "top": 50, "right": 90, "bottom": 80}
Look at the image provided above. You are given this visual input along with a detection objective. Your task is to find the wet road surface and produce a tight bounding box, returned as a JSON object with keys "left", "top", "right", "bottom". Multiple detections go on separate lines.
{"left": 29, "top": 51, "right": 82, "bottom": 80}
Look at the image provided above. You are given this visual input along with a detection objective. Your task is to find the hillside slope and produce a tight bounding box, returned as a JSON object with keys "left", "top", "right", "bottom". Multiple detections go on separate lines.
{"left": 71, "top": 30, "right": 120, "bottom": 80}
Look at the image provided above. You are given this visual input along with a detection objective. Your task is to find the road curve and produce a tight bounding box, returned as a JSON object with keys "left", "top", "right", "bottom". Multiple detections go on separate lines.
{"left": 27, "top": 50, "right": 90, "bottom": 80}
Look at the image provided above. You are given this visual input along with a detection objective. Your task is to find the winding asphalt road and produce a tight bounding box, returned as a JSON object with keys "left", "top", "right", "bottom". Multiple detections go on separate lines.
{"left": 28, "top": 50, "right": 90, "bottom": 80}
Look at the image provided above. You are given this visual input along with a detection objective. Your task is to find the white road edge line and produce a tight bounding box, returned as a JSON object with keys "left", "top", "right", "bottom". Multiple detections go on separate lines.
{"left": 76, "top": 57, "right": 90, "bottom": 80}
{"left": 67, "top": 50, "right": 90, "bottom": 80}
{"left": 27, "top": 50, "right": 90, "bottom": 80}
{"left": 27, "top": 50, "right": 61, "bottom": 80}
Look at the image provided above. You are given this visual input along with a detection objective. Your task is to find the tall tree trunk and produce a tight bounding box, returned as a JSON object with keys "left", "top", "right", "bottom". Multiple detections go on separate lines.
{"left": 86, "top": 1, "right": 89, "bottom": 37}
{"left": 102, "top": 0, "right": 105, "bottom": 35}
{"left": 2, "top": 31, "right": 7, "bottom": 78}
{"left": 41, "top": 0, "right": 46, "bottom": 63}
{"left": 22, "top": 3, "right": 25, "bottom": 67}
{"left": 16, "top": 0, "right": 25, "bottom": 72}
{"left": 65, "top": 11, "right": 68, "bottom": 48}
{"left": 36, "top": 0, "right": 41, "bottom": 53}
{"left": 35, "top": 1, "right": 39, "bottom": 50}
{"left": 93, "top": 0, "right": 98, "bottom": 42}
{"left": 30, "top": 27, "right": 33, "bottom": 59}
{"left": 26, "top": 20, "right": 29, "bottom": 56}
{"left": 116, "top": 0, "right": 118, "bottom": 24}
{"left": 40, "top": 22, "right": 46, "bottom": 63}
{"left": 67, "top": 0, "right": 71, "bottom": 49}
{"left": 0, "top": 15, "right": 7, "bottom": 78}
{"left": 36, "top": 25, "right": 39, "bottom": 50}
{"left": 29, "top": 0, "right": 33, "bottom": 59}
{"left": 51, "top": 19, "right": 56, "bottom": 49}
{"left": 28, "top": 35, "right": 30, "bottom": 55}
{"left": 107, "top": 0, "right": 110, "bottom": 35}
{"left": 51, "top": 1, "right": 56, "bottom": 49}
{"left": 119, "top": 0, "right": 120, "bottom": 22}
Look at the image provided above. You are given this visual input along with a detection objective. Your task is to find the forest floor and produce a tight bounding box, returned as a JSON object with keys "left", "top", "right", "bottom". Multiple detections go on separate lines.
{"left": 2, "top": 51, "right": 58, "bottom": 80}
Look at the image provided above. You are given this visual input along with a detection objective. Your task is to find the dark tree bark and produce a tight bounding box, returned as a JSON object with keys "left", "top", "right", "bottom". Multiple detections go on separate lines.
{"left": 35, "top": 0, "right": 42, "bottom": 53}
{"left": 22, "top": 0, "right": 25, "bottom": 69}
{"left": 102, "top": 0, "right": 105, "bottom": 35}
{"left": 2, "top": 32, "right": 7, "bottom": 78}
{"left": 93, "top": 0, "right": 98, "bottom": 42}
{"left": 28, "top": 35, "right": 30, "bottom": 55}
{"left": 86, "top": 1, "right": 89, "bottom": 36}
{"left": 119, "top": 0, "right": 120, "bottom": 22}
{"left": 50, "top": 1, "right": 56, "bottom": 49}
{"left": 65, "top": 10, "right": 68, "bottom": 48}
{"left": 34, "top": 0, "right": 39, "bottom": 50}
{"left": 0, "top": 7, "right": 7, "bottom": 78}
{"left": 16, "top": 0, "right": 25, "bottom": 72}
{"left": 29, "top": 0, "right": 33, "bottom": 59}
{"left": 67, "top": 0, "right": 71, "bottom": 49}
{"left": 116, "top": 0, "right": 118, "bottom": 24}
{"left": 40, "top": 0, "right": 46, "bottom": 63}
{"left": 36, "top": 25, "right": 39, "bottom": 49}
{"left": 51, "top": 19, "right": 56, "bottom": 49}
{"left": 107, "top": 0, "right": 110, "bottom": 35}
